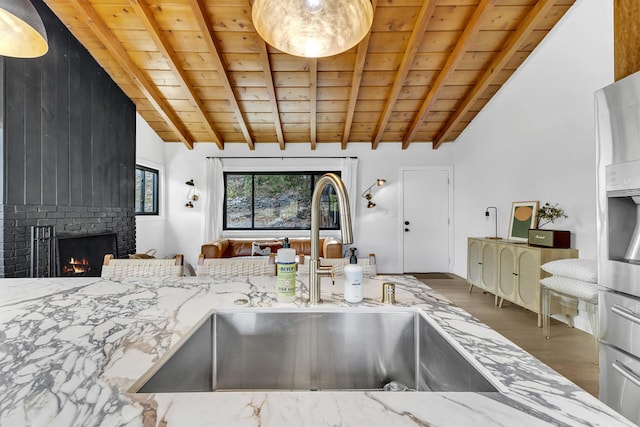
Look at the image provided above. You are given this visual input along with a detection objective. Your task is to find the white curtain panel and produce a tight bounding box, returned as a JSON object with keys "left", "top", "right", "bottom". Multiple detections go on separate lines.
{"left": 203, "top": 157, "right": 224, "bottom": 242}
{"left": 341, "top": 157, "right": 359, "bottom": 228}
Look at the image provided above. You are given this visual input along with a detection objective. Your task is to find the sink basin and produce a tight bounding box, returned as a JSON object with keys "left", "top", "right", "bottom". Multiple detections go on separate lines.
{"left": 133, "top": 308, "right": 502, "bottom": 393}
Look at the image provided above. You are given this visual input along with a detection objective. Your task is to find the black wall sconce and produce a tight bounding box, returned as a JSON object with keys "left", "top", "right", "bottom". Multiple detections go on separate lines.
{"left": 361, "top": 179, "right": 386, "bottom": 208}
{"left": 185, "top": 179, "right": 198, "bottom": 208}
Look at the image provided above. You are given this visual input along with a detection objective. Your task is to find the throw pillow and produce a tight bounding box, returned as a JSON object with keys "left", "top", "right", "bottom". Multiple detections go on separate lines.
{"left": 251, "top": 241, "right": 281, "bottom": 256}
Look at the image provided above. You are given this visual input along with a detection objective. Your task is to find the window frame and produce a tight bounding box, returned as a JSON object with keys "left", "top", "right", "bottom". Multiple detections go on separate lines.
{"left": 135, "top": 164, "right": 160, "bottom": 216}
{"left": 223, "top": 171, "right": 341, "bottom": 231}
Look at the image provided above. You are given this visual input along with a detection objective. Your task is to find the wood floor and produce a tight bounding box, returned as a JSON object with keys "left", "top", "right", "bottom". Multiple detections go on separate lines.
{"left": 415, "top": 273, "right": 599, "bottom": 398}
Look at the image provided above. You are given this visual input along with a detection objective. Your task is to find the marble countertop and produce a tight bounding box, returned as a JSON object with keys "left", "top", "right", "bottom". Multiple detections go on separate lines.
{"left": 0, "top": 274, "right": 633, "bottom": 426}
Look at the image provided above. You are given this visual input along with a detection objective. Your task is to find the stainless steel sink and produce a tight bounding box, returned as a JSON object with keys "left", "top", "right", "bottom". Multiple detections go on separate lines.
{"left": 133, "top": 308, "right": 502, "bottom": 393}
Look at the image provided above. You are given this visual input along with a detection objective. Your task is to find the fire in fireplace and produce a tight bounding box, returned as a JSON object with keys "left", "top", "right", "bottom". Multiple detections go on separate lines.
{"left": 56, "top": 232, "right": 118, "bottom": 277}
{"left": 62, "top": 257, "right": 92, "bottom": 275}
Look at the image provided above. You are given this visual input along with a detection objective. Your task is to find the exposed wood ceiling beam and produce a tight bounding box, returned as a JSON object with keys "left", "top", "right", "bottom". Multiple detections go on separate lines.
{"left": 433, "top": 0, "right": 556, "bottom": 148}
{"left": 129, "top": 0, "right": 224, "bottom": 150}
{"left": 310, "top": 58, "right": 318, "bottom": 151}
{"left": 247, "top": 0, "right": 284, "bottom": 150}
{"left": 253, "top": 35, "right": 285, "bottom": 149}
{"left": 342, "top": 0, "right": 377, "bottom": 150}
{"left": 403, "top": 0, "right": 495, "bottom": 150}
{"left": 371, "top": 0, "right": 437, "bottom": 149}
{"left": 191, "top": 0, "right": 254, "bottom": 150}
{"left": 69, "top": 0, "right": 194, "bottom": 149}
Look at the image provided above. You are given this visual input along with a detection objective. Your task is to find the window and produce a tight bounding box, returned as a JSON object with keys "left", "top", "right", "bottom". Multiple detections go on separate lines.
{"left": 135, "top": 165, "right": 159, "bottom": 215}
{"left": 224, "top": 172, "right": 341, "bottom": 230}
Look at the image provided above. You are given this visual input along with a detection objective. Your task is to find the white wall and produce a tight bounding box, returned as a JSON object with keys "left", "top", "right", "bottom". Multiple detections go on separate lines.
{"left": 451, "top": 0, "right": 613, "bottom": 277}
{"left": 135, "top": 114, "right": 168, "bottom": 258}
{"left": 161, "top": 142, "right": 455, "bottom": 273}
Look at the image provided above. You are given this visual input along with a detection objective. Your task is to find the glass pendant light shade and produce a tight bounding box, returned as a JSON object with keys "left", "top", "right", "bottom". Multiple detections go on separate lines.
{"left": 0, "top": 0, "right": 48, "bottom": 58}
{"left": 252, "top": 0, "right": 373, "bottom": 58}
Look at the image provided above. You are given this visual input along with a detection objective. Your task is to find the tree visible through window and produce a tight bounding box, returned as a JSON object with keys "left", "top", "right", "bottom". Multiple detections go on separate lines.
{"left": 135, "top": 165, "right": 159, "bottom": 215}
{"left": 224, "top": 172, "right": 340, "bottom": 230}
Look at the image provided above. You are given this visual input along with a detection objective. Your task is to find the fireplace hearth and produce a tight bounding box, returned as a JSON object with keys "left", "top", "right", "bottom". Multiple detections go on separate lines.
{"left": 56, "top": 232, "right": 118, "bottom": 277}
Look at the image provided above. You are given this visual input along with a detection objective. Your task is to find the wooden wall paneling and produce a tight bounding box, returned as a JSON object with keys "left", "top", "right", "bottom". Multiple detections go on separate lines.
{"left": 123, "top": 102, "right": 136, "bottom": 209}
{"left": 69, "top": 44, "right": 86, "bottom": 207}
{"left": 55, "top": 25, "right": 71, "bottom": 207}
{"left": 107, "top": 80, "right": 118, "bottom": 208}
{"left": 24, "top": 58, "right": 42, "bottom": 207}
{"left": 0, "top": 58, "right": 3, "bottom": 206}
{"left": 41, "top": 29, "right": 58, "bottom": 207}
{"left": 614, "top": 0, "right": 640, "bottom": 80}
{"left": 79, "top": 60, "right": 94, "bottom": 208}
{"left": 91, "top": 69, "right": 106, "bottom": 208}
{"left": 112, "top": 98, "right": 124, "bottom": 209}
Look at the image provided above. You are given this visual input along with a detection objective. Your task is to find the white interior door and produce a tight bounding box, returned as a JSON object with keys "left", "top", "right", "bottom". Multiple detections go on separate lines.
{"left": 402, "top": 169, "right": 450, "bottom": 273}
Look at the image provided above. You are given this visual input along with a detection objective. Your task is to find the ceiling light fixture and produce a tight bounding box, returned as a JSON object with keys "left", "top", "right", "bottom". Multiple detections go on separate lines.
{"left": 251, "top": 0, "right": 374, "bottom": 58}
{"left": 361, "top": 178, "right": 386, "bottom": 209}
{"left": 0, "top": 0, "right": 48, "bottom": 58}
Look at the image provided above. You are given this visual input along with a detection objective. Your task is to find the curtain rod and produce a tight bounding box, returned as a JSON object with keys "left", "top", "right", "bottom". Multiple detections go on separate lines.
{"left": 207, "top": 156, "right": 357, "bottom": 159}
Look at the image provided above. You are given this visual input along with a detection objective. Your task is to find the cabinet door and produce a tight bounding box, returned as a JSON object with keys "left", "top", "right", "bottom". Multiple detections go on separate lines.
{"left": 480, "top": 243, "right": 496, "bottom": 292}
{"left": 497, "top": 245, "right": 517, "bottom": 302}
{"left": 516, "top": 248, "right": 541, "bottom": 312}
{"left": 467, "top": 239, "right": 482, "bottom": 287}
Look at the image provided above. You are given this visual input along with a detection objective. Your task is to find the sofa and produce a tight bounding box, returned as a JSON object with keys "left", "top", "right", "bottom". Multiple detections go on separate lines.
{"left": 200, "top": 237, "right": 343, "bottom": 259}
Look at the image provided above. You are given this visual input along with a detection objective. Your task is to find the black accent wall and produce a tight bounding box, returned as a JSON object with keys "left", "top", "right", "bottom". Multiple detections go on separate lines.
{"left": 0, "top": 0, "right": 136, "bottom": 277}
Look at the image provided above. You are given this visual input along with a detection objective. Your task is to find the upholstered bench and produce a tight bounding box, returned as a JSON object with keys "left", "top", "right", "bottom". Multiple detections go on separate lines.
{"left": 539, "top": 258, "right": 600, "bottom": 357}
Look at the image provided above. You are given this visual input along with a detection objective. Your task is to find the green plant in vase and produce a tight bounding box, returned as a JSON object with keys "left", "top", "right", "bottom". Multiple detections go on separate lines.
{"left": 536, "top": 202, "right": 568, "bottom": 229}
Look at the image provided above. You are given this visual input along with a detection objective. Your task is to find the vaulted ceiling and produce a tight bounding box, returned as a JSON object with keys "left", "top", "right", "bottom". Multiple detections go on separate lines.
{"left": 43, "top": 0, "right": 576, "bottom": 150}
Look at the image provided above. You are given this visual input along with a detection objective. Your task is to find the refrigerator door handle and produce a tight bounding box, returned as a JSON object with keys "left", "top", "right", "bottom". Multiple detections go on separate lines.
{"left": 612, "top": 360, "right": 640, "bottom": 388}
{"left": 611, "top": 304, "right": 640, "bottom": 325}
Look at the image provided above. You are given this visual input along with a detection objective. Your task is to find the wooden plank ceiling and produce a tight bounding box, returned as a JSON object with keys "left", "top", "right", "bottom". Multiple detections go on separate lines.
{"left": 43, "top": 0, "right": 576, "bottom": 150}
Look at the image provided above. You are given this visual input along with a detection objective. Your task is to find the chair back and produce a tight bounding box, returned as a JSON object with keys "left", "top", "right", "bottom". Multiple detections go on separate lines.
{"left": 101, "top": 254, "right": 184, "bottom": 278}
{"left": 197, "top": 256, "right": 276, "bottom": 277}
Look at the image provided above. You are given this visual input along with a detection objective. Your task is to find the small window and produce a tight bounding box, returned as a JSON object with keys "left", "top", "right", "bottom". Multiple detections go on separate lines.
{"left": 224, "top": 172, "right": 340, "bottom": 230}
{"left": 135, "top": 165, "right": 159, "bottom": 215}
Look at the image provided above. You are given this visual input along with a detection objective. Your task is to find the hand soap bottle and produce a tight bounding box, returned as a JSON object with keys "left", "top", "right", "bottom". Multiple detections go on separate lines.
{"left": 344, "top": 248, "right": 363, "bottom": 303}
{"left": 277, "top": 238, "right": 296, "bottom": 303}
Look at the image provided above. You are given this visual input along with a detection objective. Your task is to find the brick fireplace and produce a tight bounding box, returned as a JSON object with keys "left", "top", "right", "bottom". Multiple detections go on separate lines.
{"left": 0, "top": 0, "right": 136, "bottom": 278}
{"left": 56, "top": 231, "right": 119, "bottom": 277}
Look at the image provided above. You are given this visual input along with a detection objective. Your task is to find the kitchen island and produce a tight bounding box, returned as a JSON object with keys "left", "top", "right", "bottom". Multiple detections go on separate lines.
{"left": 0, "top": 274, "right": 633, "bottom": 426}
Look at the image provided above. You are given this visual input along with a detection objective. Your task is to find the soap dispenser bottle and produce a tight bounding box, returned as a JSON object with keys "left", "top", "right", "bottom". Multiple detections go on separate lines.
{"left": 277, "top": 238, "right": 296, "bottom": 303}
{"left": 344, "top": 248, "right": 363, "bottom": 303}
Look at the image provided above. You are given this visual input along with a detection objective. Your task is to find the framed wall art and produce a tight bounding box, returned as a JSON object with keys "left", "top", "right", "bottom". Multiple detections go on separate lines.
{"left": 508, "top": 201, "right": 539, "bottom": 242}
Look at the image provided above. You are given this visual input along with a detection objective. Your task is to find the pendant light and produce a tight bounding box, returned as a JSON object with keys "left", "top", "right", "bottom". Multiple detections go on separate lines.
{"left": 252, "top": 0, "right": 373, "bottom": 58}
{"left": 0, "top": 0, "right": 48, "bottom": 58}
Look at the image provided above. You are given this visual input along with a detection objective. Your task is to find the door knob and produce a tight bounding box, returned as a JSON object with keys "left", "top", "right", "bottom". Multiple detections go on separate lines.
{"left": 404, "top": 221, "right": 410, "bottom": 225}
{"left": 404, "top": 228, "right": 410, "bottom": 232}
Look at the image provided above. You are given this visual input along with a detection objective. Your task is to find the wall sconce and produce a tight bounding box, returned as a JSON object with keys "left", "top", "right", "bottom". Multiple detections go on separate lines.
{"left": 0, "top": 0, "right": 49, "bottom": 58}
{"left": 361, "top": 179, "right": 386, "bottom": 209}
{"left": 485, "top": 206, "right": 500, "bottom": 239}
{"left": 185, "top": 179, "right": 198, "bottom": 208}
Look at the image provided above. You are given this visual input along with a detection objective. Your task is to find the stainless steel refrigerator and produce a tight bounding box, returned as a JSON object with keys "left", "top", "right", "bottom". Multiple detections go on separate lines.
{"left": 596, "top": 70, "right": 640, "bottom": 425}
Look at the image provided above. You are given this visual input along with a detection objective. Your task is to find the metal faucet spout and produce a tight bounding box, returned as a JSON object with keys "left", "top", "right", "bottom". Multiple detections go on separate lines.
{"left": 308, "top": 173, "right": 353, "bottom": 304}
